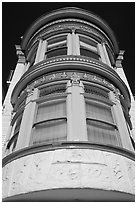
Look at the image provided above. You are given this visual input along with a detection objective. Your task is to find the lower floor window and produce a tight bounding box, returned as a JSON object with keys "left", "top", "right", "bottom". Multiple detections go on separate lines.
{"left": 32, "top": 118, "right": 67, "bottom": 144}
{"left": 31, "top": 98, "right": 67, "bottom": 145}
{"left": 87, "top": 119, "right": 121, "bottom": 146}
{"left": 86, "top": 99, "right": 122, "bottom": 147}
{"left": 7, "top": 133, "right": 18, "bottom": 152}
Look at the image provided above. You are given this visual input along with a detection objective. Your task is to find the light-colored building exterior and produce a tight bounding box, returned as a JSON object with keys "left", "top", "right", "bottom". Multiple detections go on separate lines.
{"left": 2, "top": 7, "right": 135, "bottom": 201}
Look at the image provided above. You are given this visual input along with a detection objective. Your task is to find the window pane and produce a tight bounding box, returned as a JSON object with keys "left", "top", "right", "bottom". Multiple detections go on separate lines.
{"left": 86, "top": 102, "right": 113, "bottom": 123}
{"left": 36, "top": 101, "right": 66, "bottom": 122}
{"left": 48, "top": 35, "right": 66, "bottom": 45}
{"left": 32, "top": 119, "right": 67, "bottom": 144}
{"left": 87, "top": 120, "right": 120, "bottom": 146}
{"left": 13, "top": 114, "right": 23, "bottom": 135}
{"left": 46, "top": 47, "right": 67, "bottom": 58}
{"left": 7, "top": 133, "right": 18, "bottom": 152}
{"left": 80, "top": 48, "right": 99, "bottom": 59}
{"left": 79, "top": 36, "right": 97, "bottom": 47}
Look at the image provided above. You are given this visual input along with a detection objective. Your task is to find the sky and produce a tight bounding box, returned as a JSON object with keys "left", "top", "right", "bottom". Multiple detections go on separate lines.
{"left": 2, "top": 2, "right": 135, "bottom": 97}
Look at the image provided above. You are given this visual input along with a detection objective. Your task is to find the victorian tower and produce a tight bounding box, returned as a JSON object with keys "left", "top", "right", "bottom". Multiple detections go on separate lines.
{"left": 2, "top": 7, "right": 135, "bottom": 201}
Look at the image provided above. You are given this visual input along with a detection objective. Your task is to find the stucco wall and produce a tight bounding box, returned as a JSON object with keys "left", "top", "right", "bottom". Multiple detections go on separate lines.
{"left": 3, "top": 148, "right": 135, "bottom": 199}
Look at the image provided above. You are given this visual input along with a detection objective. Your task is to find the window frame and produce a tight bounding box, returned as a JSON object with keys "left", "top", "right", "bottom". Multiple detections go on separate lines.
{"left": 45, "top": 34, "right": 68, "bottom": 59}
{"left": 30, "top": 96, "right": 67, "bottom": 145}
{"left": 85, "top": 97, "right": 122, "bottom": 147}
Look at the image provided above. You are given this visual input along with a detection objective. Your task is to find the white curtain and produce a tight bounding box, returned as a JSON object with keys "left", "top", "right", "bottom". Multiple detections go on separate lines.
{"left": 36, "top": 100, "right": 66, "bottom": 122}
{"left": 32, "top": 100, "right": 67, "bottom": 144}
{"left": 86, "top": 101, "right": 121, "bottom": 146}
{"left": 87, "top": 120, "right": 121, "bottom": 146}
{"left": 33, "top": 119, "right": 67, "bottom": 144}
{"left": 86, "top": 101, "right": 113, "bottom": 123}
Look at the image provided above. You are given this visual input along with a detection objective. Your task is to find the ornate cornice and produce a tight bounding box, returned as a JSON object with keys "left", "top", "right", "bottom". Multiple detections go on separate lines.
{"left": 11, "top": 56, "right": 131, "bottom": 107}
{"left": 26, "top": 19, "right": 114, "bottom": 55}
{"left": 21, "top": 7, "right": 119, "bottom": 54}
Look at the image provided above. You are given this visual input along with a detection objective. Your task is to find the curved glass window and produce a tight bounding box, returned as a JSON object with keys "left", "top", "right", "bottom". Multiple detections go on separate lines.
{"left": 86, "top": 100, "right": 122, "bottom": 147}
{"left": 46, "top": 46, "right": 67, "bottom": 59}
{"left": 79, "top": 35, "right": 100, "bottom": 60}
{"left": 6, "top": 113, "right": 23, "bottom": 153}
{"left": 80, "top": 48, "right": 100, "bottom": 60}
{"left": 31, "top": 98, "right": 67, "bottom": 145}
{"left": 45, "top": 35, "right": 67, "bottom": 59}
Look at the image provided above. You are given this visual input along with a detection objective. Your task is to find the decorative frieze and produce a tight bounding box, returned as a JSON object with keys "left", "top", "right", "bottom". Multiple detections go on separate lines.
{"left": 17, "top": 70, "right": 118, "bottom": 101}
{"left": 28, "top": 18, "right": 111, "bottom": 51}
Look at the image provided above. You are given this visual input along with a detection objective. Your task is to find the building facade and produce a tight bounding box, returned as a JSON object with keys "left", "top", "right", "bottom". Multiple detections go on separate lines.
{"left": 2, "top": 7, "right": 135, "bottom": 201}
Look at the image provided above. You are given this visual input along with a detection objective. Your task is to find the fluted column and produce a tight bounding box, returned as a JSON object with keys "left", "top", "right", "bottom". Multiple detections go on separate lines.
{"left": 109, "top": 91, "right": 134, "bottom": 151}
{"left": 66, "top": 74, "right": 87, "bottom": 141}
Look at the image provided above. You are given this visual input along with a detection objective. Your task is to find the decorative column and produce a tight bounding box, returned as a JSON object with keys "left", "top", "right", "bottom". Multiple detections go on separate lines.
{"left": 40, "top": 39, "right": 48, "bottom": 61}
{"left": 102, "top": 42, "right": 111, "bottom": 67}
{"left": 34, "top": 38, "right": 43, "bottom": 64}
{"left": 66, "top": 73, "right": 87, "bottom": 141}
{"left": 97, "top": 43, "right": 106, "bottom": 64}
{"left": 109, "top": 91, "right": 134, "bottom": 151}
{"left": 67, "top": 33, "right": 73, "bottom": 55}
{"left": 34, "top": 38, "right": 48, "bottom": 64}
{"left": 73, "top": 33, "right": 80, "bottom": 55}
{"left": 15, "top": 88, "right": 39, "bottom": 150}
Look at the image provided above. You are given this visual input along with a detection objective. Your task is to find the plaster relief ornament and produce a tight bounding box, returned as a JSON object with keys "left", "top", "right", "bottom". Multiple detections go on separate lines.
{"left": 70, "top": 72, "right": 80, "bottom": 84}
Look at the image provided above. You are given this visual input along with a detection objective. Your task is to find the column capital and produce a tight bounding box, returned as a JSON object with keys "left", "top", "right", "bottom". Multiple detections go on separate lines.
{"left": 70, "top": 72, "right": 80, "bottom": 85}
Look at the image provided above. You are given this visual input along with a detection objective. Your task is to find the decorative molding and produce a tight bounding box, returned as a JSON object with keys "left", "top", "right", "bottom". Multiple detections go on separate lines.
{"left": 18, "top": 71, "right": 116, "bottom": 99}
{"left": 27, "top": 18, "right": 113, "bottom": 52}
{"left": 11, "top": 56, "right": 131, "bottom": 107}
{"left": 70, "top": 72, "right": 80, "bottom": 84}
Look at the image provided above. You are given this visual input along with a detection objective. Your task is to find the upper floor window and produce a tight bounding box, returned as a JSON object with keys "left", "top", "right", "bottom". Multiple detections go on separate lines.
{"left": 45, "top": 35, "right": 67, "bottom": 59}
{"left": 79, "top": 35, "right": 100, "bottom": 60}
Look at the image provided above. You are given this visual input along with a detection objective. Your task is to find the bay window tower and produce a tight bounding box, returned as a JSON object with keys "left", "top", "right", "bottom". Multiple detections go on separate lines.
{"left": 2, "top": 7, "right": 135, "bottom": 201}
